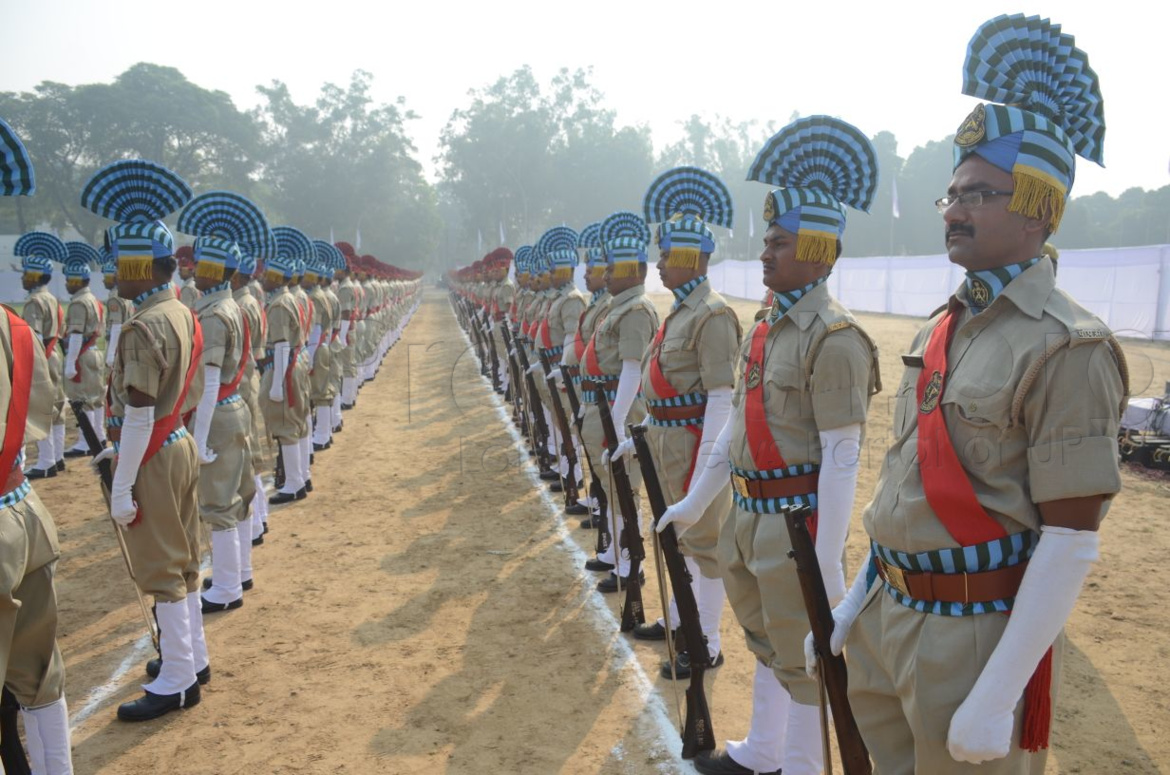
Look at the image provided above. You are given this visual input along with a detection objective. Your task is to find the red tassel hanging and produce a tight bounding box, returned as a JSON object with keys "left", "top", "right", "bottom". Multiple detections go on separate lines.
{"left": 1020, "top": 646, "right": 1053, "bottom": 752}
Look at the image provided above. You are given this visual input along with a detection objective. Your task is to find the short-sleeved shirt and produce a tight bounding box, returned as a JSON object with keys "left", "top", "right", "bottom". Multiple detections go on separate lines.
{"left": 492, "top": 281, "right": 515, "bottom": 319}
{"left": 728, "top": 281, "right": 878, "bottom": 472}
{"left": 309, "top": 286, "right": 335, "bottom": 340}
{"left": 194, "top": 288, "right": 245, "bottom": 379}
{"left": 109, "top": 286, "right": 201, "bottom": 421}
{"left": 546, "top": 285, "right": 586, "bottom": 352}
{"left": 562, "top": 291, "right": 609, "bottom": 370}
{"left": 641, "top": 280, "right": 742, "bottom": 400}
{"left": 106, "top": 292, "right": 134, "bottom": 330}
{"left": 233, "top": 285, "right": 266, "bottom": 362}
{"left": 66, "top": 287, "right": 103, "bottom": 338}
{"left": 863, "top": 256, "right": 1125, "bottom": 553}
{"left": 264, "top": 287, "right": 304, "bottom": 348}
{"left": 180, "top": 279, "right": 199, "bottom": 310}
{"left": 336, "top": 278, "right": 356, "bottom": 318}
{"left": 22, "top": 287, "right": 60, "bottom": 345}
{"left": 587, "top": 284, "right": 658, "bottom": 377}
{"left": 0, "top": 307, "right": 55, "bottom": 444}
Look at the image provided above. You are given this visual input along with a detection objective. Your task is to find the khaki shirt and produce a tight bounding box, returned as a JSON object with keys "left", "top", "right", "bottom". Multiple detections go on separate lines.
{"left": 562, "top": 291, "right": 610, "bottom": 371}
{"left": 863, "top": 256, "right": 1125, "bottom": 553}
{"left": 640, "top": 280, "right": 741, "bottom": 399}
{"left": 309, "top": 287, "right": 335, "bottom": 338}
{"left": 194, "top": 288, "right": 245, "bottom": 380}
{"left": 180, "top": 278, "right": 199, "bottom": 310}
{"left": 546, "top": 284, "right": 586, "bottom": 353}
{"left": 22, "top": 286, "right": 61, "bottom": 347}
{"left": 66, "top": 287, "right": 103, "bottom": 338}
{"left": 106, "top": 291, "right": 134, "bottom": 331}
{"left": 728, "top": 282, "right": 878, "bottom": 471}
{"left": 337, "top": 278, "right": 357, "bottom": 317}
{"left": 233, "top": 285, "right": 266, "bottom": 363}
{"left": 264, "top": 287, "right": 304, "bottom": 349}
{"left": 587, "top": 284, "right": 657, "bottom": 377}
{"left": 492, "top": 280, "right": 515, "bottom": 318}
{"left": 323, "top": 287, "right": 342, "bottom": 338}
{"left": 1, "top": 306, "right": 55, "bottom": 444}
{"left": 109, "top": 286, "right": 202, "bottom": 422}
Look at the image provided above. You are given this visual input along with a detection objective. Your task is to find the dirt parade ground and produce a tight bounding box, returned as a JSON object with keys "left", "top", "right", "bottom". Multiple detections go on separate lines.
{"left": 28, "top": 287, "right": 1170, "bottom": 774}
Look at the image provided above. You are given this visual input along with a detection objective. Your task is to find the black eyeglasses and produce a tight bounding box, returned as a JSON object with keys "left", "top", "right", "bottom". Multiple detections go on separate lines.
{"left": 934, "top": 190, "right": 1014, "bottom": 213}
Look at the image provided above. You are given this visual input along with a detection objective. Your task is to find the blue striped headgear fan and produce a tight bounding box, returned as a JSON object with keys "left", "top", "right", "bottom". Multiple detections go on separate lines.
{"left": 514, "top": 245, "right": 534, "bottom": 278}
{"left": 100, "top": 246, "right": 116, "bottom": 279}
{"left": 64, "top": 241, "right": 102, "bottom": 280}
{"left": 14, "top": 231, "right": 67, "bottom": 277}
{"left": 80, "top": 159, "right": 192, "bottom": 281}
{"left": 747, "top": 115, "right": 878, "bottom": 266}
{"left": 643, "top": 166, "right": 733, "bottom": 270}
{"left": 953, "top": 13, "right": 1105, "bottom": 233}
{"left": 238, "top": 228, "right": 278, "bottom": 276}
{"left": 600, "top": 211, "right": 652, "bottom": 278}
{"left": 312, "top": 240, "right": 344, "bottom": 280}
{"left": 536, "top": 226, "right": 579, "bottom": 282}
{"left": 0, "top": 117, "right": 35, "bottom": 196}
{"left": 268, "top": 226, "right": 313, "bottom": 280}
{"left": 178, "top": 191, "right": 271, "bottom": 280}
{"left": 578, "top": 221, "right": 605, "bottom": 272}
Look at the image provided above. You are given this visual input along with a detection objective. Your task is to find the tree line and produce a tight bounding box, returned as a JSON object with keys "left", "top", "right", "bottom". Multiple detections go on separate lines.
{"left": 3, "top": 64, "right": 1166, "bottom": 271}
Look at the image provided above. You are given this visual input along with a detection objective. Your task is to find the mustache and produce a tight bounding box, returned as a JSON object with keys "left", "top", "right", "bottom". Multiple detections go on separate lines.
{"left": 947, "top": 225, "right": 974, "bottom": 239}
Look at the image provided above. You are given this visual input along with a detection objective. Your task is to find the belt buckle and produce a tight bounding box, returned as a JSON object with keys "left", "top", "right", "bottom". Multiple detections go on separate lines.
{"left": 731, "top": 475, "right": 751, "bottom": 500}
{"left": 881, "top": 560, "right": 912, "bottom": 597}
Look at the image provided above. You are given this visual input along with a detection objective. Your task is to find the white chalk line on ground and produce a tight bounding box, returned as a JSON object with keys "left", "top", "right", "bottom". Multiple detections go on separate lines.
{"left": 450, "top": 307, "right": 693, "bottom": 773}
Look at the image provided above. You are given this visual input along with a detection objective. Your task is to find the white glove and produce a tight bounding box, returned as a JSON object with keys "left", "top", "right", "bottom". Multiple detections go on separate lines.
{"left": 814, "top": 423, "right": 863, "bottom": 606}
{"left": 508, "top": 347, "right": 517, "bottom": 358}
{"left": 603, "top": 435, "right": 634, "bottom": 466}
{"left": 64, "top": 333, "right": 81, "bottom": 379}
{"left": 946, "top": 526, "right": 1099, "bottom": 764}
{"left": 269, "top": 341, "right": 289, "bottom": 402}
{"left": 193, "top": 365, "right": 220, "bottom": 464}
{"left": 548, "top": 368, "right": 563, "bottom": 384}
{"left": 805, "top": 554, "right": 872, "bottom": 677}
{"left": 340, "top": 319, "right": 352, "bottom": 344}
{"left": 656, "top": 389, "right": 733, "bottom": 537}
{"left": 109, "top": 404, "right": 153, "bottom": 527}
{"left": 89, "top": 446, "right": 116, "bottom": 474}
{"left": 307, "top": 324, "right": 322, "bottom": 362}
{"left": 610, "top": 359, "right": 642, "bottom": 436}
{"left": 577, "top": 401, "right": 587, "bottom": 420}
{"left": 526, "top": 361, "right": 542, "bottom": 376}
{"left": 106, "top": 323, "right": 122, "bottom": 367}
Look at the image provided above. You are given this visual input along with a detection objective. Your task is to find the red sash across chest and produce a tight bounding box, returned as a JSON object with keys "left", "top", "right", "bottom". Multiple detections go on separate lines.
{"left": 647, "top": 317, "right": 705, "bottom": 491}
{"left": 217, "top": 317, "right": 251, "bottom": 402}
{"left": 743, "top": 320, "right": 789, "bottom": 472}
{"left": 0, "top": 310, "right": 34, "bottom": 495}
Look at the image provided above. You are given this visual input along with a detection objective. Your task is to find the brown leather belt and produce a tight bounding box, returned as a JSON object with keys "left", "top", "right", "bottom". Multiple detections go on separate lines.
{"left": 562, "top": 365, "right": 580, "bottom": 378}
{"left": 874, "top": 555, "right": 1029, "bottom": 604}
{"left": 647, "top": 403, "right": 707, "bottom": 422}
{"left": 731, "top": 472, "right": 818, "bottom": 501}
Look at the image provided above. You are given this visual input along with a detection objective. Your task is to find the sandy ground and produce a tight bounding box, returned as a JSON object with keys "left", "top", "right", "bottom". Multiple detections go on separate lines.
{"left": 23, "top": 287, "right": 1170, "bottom": 774}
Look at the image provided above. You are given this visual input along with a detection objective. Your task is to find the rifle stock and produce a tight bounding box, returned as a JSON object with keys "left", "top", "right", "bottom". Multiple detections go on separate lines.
{"left": 588, "top": 380, "right": 645, "bottom": 631}
{"left": 630, "top": 425, "right": 715, "bottom": 759}
{"left": 513, "top": 341, "right": 552, "bottom": 469}
{"left": 784, "top": 506, "right": 872, "bottom": 775}
{"left": 562, "top": 376, "right": 611, "bottom": 555}
{"left": 537, "top": 349, "right": 580, "bottom": 509}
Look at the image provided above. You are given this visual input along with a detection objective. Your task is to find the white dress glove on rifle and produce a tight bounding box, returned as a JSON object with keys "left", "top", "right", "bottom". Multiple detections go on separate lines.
{"left": 526, "top": 361, "right": 543, "bottom": 376}
{"left": 192, "top": 365, "right": 220, "bottom": 464}
{"left": 805, "top": 553, "right": 872, "bottom": 677}
{"left": 106, "top": 323, "right": 122, "bottom": 367}
{"left": 269, "top": 341, "right": 289, "bottom": 402}
{"left": 109, "top": 404, "right": 153, "bottom": 527}
{"left": 601, "top": 359, "right": 642, "bottom": 466}
{"left": 339, "top": 319, "right": 351, "bottom": 345}
{"left": 946, "top": 526, "right": 1099, "bottom": 764}
{"left": 656, "top": 386, "right": 733, "bottom": 535}
{"left": 64, "top": 333, "right": 81, "bottom": 380}
{"left": 815, "top": 423, "right": 863, "bottom": 606}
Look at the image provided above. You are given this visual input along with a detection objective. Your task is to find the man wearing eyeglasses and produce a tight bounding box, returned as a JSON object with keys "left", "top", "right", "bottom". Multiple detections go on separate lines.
{"left": 815, "top": 14, "right": 1128, "bottom": 772}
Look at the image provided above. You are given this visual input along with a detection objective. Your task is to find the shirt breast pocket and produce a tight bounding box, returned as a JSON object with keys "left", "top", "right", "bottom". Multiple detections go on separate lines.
{"left": 763, "top": 361, "right": 809, "bottom": 419}
{"left": 941, "top": 383, "right": 1013, "bottom": 431}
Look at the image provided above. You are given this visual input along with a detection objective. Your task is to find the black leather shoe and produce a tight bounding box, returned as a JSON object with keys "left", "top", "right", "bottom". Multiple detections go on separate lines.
{"left": 313, "top": 442, "right": 328, "bottom": 452}
{"left": 251, "top": 534, "right": 264, "bottom": 546}
{"left": 200, "top": 595, "right": 243, "bottom": 613}
{"left": 538, "top": 469, "right": 559, "bottom": 482}
{"left": 304, "top": 478, "right": 313, "bottom": 493}
{"left": 661, "top": 650, "right": 724, "bottom": 679}
{"left": 146, "top": 660, "right": 211, "bottom": 685}
{"left": 549, "top": 479, "right": 564, "bottom": 493}
{"left": 693, "top": 749, "right": 777, "bottom": 775}
{"left": 584, "top": 558, "right": 614, "bottom": 572}
{"left": 55, "top": 459, "right": 66, "bottom": 472}
{"left": 633, "top": 622, "right": 668, "bottom": 641}
{"left": 269, "top": 491, "right": 298, "bottom": 505}
{"left": 202, "top": 577, "right": 253, "bottom": 592}
{"left": 333, "top": 422, "right": 343, "bottom": 433}
{"left": 25, "top": 467, "right": 56, "bottom": 479}
{"left": 564, "top": 501, "right": 589, "bottom": 516}
{"left": 263, "top": 521, "right": 269, "bottom": 535}
{"left": 579, "top": 515, "right": 596, "bottom": 529}
{"left": 63, "top": 448, "right": 88, "bottom": 459}
{"left": 341, "top": 402, "right": 355, "bottom": 411}
{"left": 309, "top": 453, "right": 315, "bottom": 465}
{"left": 597, "top": 570, "right": 644, "bottom": 593}
{"left": 117, "top": 682, "right": 201, "bottom": 721}
{"left": 295, "top": 486, "right": 308, "bottom": 500}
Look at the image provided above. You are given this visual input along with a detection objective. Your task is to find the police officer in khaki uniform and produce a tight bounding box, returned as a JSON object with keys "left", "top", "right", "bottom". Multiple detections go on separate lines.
{"left": 660, "top": 119, "right": 881, "bottom": 775}
{"left": 1, "top": 115, "right": 74, "bottom": 774}
{"left": 307, "top": 242, "right": 339, "bottom": 451}
{"left": 82, "top": 158, "right": 209, "bottom": 721}
{"left": 631, "top": 167, "right": 741, "bottom": 679}
{"left": 231, "top": 247, "right": 270, "bottom": 547}
{"left": 175, "top": 246, "right": 199, "bottom": 309}
{"left": 261, "top": 228, "right": 312, "bottom": 504}
{"left": 334, "top": 245, "right": 360, "bottom": 412}
{"left": 14, "top": 232, "right": 68, "bottom": 479}
{"left": 61, "top": 244, "right": 107, "bottom": 456}
{"left": 288, "top": 253, "right": 315, "bottom": 490}
{"left": 580, "top": 211, "right": 659, "bottom": 593}
{"left": 820, "top": 16, "right": 1125, "bottom": 772}
{"left": 320, "top": 248, "right": 346, "bottom": 438}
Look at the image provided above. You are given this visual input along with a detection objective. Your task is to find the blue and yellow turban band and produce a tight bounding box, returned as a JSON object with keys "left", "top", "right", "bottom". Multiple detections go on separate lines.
{"left": 64, "top": 242, "right": 101, "bottom": 280}
{"left": 514, "top": 245, "right": 533, "bottom": 280}
{"left": 600, "top": 211, "right": 652, "bottom": 279}
{"left": 536, "top": 226, "right": 579, "bottom": 283}
{"left": 747, "top": 115, "right": 877, "bottom": 266}
{"left": 953, "top": 14, "right": 1105, "bottom": 233}
{"left": 14, "top": 231, "right": 66, "bottom": 278}
{"left": 643, "top": 167, "right": 733, "bottom": 270}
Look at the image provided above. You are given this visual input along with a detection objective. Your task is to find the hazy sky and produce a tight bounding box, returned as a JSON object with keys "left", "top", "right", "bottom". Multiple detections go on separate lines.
{"left": 3, "top": 0, "right": 1166, "bottom": 200}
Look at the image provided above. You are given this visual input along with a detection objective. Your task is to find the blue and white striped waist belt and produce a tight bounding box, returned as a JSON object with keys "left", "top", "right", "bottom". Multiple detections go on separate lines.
{"left": 216, "top": 393, "right": 242, "bottom": 407}
{"left": 871, "top": 532, "right": 1037, "bottom": 616}
{"left": 113, "top": 427, "right": 189, "bottom": 454}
